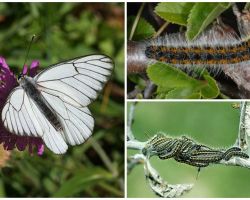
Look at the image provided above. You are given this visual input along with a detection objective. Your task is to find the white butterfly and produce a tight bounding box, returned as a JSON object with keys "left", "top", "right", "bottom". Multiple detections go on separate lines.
{"left": 1, "top": 54, "right": 113, "bottom": 154}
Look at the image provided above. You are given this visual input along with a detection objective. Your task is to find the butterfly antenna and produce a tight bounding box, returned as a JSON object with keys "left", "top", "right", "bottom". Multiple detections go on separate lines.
{"left": 22, "top": 35, "right": 36, "bottom": 71}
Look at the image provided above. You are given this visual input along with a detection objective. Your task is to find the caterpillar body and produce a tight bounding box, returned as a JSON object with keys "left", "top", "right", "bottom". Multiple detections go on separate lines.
{"left": 145, "top": 32, "right": 249, "bottom": 67}
{"left": 128, "top": 4, "right": 250, "bottom": 73}
{"left": 129, "top": 23, "right": 249, "bottom": 74}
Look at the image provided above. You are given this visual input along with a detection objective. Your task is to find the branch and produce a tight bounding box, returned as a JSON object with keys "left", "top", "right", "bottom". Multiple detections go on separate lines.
{"left": 127, "top": 140, "right": 146, "bottom": 150}
{"left": 226, "top": 101, "right": 250, "bottom": 168}
{"left": 144, "top": 156, "right": 193, "bottom": 198}
{"left": 220, "top": 157, "right": 250, "bottom": 168}
{"left": 143, "top": 80, "right": 156, "bottom": 99}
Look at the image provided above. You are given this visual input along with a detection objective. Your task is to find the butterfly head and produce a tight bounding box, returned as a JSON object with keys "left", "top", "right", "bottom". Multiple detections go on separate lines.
{"left": 17, "top": 73, "right": 24, "bottom": 83}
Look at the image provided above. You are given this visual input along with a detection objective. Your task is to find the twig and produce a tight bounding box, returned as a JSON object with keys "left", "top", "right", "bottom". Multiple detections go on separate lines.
{"left": 143, "top": 81, "right": 156, "bottom": 99}
{"left": 144, "top": 158, "right": 193, "bottom": 198}
{"left": 127, "top": 87, "right": 142, "bottom": 99}
{"left": 235, "top": 101, "right": 250, "bottom": 155}
{"left": 220, "top": 157, "right": 250, "bottom": 168}
{"left": 129, "top": 3, "right": 145, "bottom": 40}
{"left": 127, "top": 154, "right": 145, "bottom": 174}
{"left": 127, "top": 140, "right": 146, "bottom": 150}
{"left": 153, "top": 21, "right": 169, "bottom": 38}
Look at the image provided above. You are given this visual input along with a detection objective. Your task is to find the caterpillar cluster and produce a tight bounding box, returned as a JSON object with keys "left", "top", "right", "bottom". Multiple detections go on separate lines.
{"left": 142, "top": 134, "right": 249, "bottom": 168}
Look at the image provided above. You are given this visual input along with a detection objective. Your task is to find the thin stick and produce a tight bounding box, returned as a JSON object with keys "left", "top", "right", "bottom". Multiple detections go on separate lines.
{"left": 129, "top": 3, "right": 145, "bottom": 40}
{"left": 153, "top": 21, "right": 169, "bottom": 38}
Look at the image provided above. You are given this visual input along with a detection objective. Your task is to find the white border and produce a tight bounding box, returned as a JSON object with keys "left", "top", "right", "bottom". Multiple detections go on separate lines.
{"left": 124, "top": 1, "right": 128, "bottom": 198}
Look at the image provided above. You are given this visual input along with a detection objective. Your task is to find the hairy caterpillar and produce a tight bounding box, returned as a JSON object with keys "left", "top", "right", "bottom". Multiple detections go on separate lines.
{"left": 127, "top": 4, "right": 250, "bottom": 98}
{"left": 128, "top": 23, "right": 249, "bottom": 74}
{"left": 145, "top": 31, "right": 249, "bottom": 69}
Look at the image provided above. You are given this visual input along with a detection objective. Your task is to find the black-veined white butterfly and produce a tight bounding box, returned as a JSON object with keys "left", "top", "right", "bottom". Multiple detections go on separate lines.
{"left": 1, "top": 54, "right": 113, "bottom": 154}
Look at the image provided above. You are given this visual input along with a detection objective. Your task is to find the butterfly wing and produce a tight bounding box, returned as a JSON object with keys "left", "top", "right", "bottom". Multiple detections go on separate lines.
{"left": 1, "top": 87, "right": 68, "bottom": 154}
{"left": 33, "top": 54, "right": 113, "bottom": 147}
{"left": 40, "top": 91, "right": 95, "bottom": 146}
{"left": 34, "top": 54, "right": 113, "bottom": 107}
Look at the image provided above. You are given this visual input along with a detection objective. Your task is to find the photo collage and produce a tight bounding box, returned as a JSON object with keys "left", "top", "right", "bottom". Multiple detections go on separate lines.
{"left": 0, "top": 1, "right": 250, "bottom": 199}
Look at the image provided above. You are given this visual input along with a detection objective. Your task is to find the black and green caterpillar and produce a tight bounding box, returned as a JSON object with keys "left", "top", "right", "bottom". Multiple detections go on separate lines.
{"left": 142, "top": 133, "right": 249, "bottom": 168}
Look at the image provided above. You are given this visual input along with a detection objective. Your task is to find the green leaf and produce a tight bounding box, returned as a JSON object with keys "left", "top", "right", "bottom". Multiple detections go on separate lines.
{"left": 186, "top": 2, "right": 231, "bottom": 40}
{"left": 155, "top": 86, "right": 170, "bottom": 98}
{"left": 53, "top": 168, "right": 113, "bottom": 197}
{"left": 165, "top": 87, "right": 196, "bottom": 99}
{"left": 157, "top": 86, "right": 203, "bottom": 99}
{"left": 147, "top": 62, "right": 199, "bottom": 88}
{"left": 201, "top": 75, "right": 220, "bottom": 98}
{"left": 187, "top": 92, "right": 202, "bottom": 99}
{"left": 147, "top": 62, "right": 220, "bottom": 99}
{"left": 155, "top": 2, "right": 195, "bottom": 26}
{"left": 127, "top": 16, "right": 155, "bottom": 40}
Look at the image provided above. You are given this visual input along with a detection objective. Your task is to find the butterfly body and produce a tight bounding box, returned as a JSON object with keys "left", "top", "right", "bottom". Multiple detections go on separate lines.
{"left": 21, "top": 76, "right": 63, "bottom": 131}
{"left": 1, "top": 55, "right": 113, "bottom": 154}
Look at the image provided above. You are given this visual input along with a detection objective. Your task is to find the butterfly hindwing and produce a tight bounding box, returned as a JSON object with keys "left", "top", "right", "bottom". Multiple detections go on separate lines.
{"left": 1, "top": 87, "right": 68, "bottom": 154}
{"left": 41, "top": 91, "right": 94, "bottom": 145}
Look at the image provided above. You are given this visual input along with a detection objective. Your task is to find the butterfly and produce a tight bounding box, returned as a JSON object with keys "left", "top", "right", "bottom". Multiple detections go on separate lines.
{"left": 1, "top": 54, "right": 113, "bottom": 154}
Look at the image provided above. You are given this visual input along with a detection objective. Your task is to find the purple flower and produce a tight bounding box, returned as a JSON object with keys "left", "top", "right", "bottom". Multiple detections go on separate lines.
{"left": 0, "top": 57, "right": 44, "bottom": 155}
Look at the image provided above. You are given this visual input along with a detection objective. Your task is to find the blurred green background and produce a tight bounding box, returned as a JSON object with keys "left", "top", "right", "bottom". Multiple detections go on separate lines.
{"left": 128, "top": 102, "right": 250, "bottom": 197}
{"left": 0, "top": 2, "right": 124, "bottom": 197}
